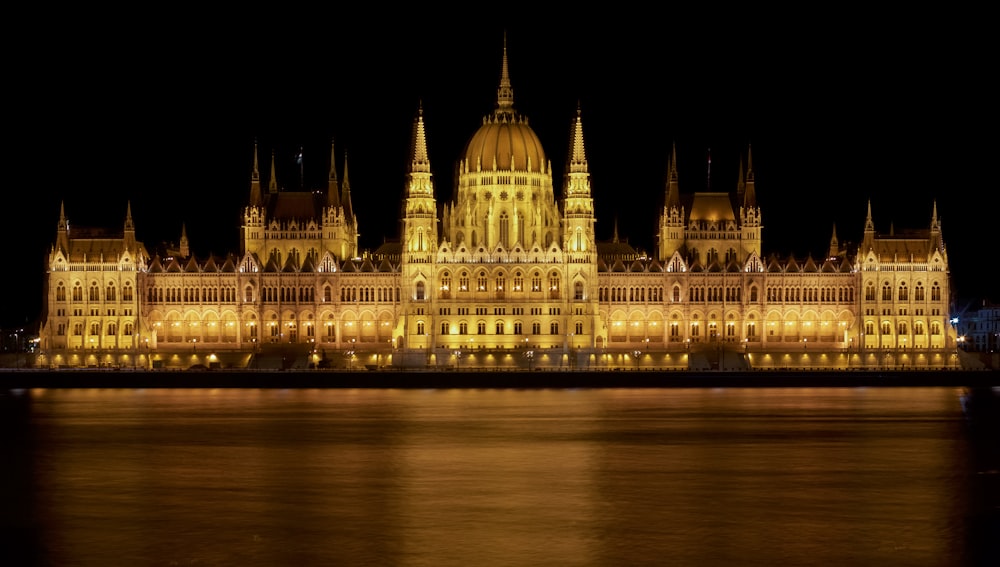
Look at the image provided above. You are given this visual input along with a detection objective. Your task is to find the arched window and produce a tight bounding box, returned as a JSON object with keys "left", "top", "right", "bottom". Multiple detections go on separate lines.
{"left": 574, "top": 281, "right": 584, "bottom": 300}
{"left": 415, "top": 281, "right": 426, "bottom": 300}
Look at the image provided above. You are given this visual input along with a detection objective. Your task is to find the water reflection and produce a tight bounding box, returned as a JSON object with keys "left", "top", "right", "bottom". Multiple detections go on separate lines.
{"left": 3, "top": 387, "right": 997, "bottom": 566}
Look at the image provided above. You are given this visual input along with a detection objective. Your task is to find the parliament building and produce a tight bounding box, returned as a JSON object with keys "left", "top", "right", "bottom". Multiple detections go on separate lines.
{"left": 37, "top": 45, "right": 961, "bottom": 371}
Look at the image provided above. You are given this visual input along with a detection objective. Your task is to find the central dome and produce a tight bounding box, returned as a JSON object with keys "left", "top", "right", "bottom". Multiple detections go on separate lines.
{"left": 462, "top": 114, "right": 546, "bottom": 172}
{"left": 459, "top": 41, "right": 546, "bottom": 173}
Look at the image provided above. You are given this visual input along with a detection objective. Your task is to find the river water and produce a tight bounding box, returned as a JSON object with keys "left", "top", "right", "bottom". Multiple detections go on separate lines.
{"left": 2, "top": 386, "right": 998, "bottom": 566}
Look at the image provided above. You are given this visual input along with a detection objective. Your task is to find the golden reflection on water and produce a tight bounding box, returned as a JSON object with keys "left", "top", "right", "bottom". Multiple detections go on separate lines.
{"left": 10, "top": 387, "right": 993, "bottom": 566}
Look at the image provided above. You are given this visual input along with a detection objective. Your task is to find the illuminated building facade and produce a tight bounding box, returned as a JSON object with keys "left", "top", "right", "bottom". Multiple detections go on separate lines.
{"left": 37, "top": 45, "right": 960, "bottom": 370}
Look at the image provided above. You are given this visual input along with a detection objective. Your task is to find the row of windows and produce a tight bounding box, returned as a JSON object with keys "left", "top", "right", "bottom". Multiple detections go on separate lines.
{"left": 765, "top": 287, "right": 855, "bottom": 303}
{"left": 56, "top": 321, "right": 135, "bottom": 337}
{"left": 864, "top": 321, "right": 942, "bottom": 336}
{"left": 56, "top": 282, "right": 134, "bottom": 302}
{"left": 415, "top": 321, "right": 586, "bottom": 336}
{"left": 866, "top": 282, "right": 943, "bottom": 302}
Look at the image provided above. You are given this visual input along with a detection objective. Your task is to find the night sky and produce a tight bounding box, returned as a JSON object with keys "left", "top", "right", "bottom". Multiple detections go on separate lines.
{"left": 6, "top": 11, "right": 995, "bottom": 329}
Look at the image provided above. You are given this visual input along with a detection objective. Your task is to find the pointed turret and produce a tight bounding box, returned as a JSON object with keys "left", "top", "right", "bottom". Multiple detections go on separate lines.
{"left": 563, "top": 103, "right": 591, "bottom": 196}
{"left": 402, "top": 103, "right": 438, "bottom": 257}
{"left": 742, "top": 145, "right": 757, "bottom": 209}
{"left": 268, "top": 150, "right": 278, "bottom": 194}
{"left": 561, "top": 103, "right": 595, "bottom": 254}
{"left": 568, "top": 103, "right": 587, "bottom": 173}
{"left": 657, "top": 143, "right": 685, "bottom": 261}
{"left": 665, "top": 143, "right": 681, "bottom": 209}
{"left": 410, "top": 102, "right": 432, "bottom": 176}
{"left": 828, "top": 223, "right": 839, "bottom": 258}
{"left": 737, "top": 145, "right": 762, "bottom": 262}
{"left": 341, "top": 154, "right": 354, "bottom": 222}
{"left": 56, "top": 200, "right": 69, "bottom": 253}
{"left": 179, "top": 223, "right": 190, "bottom": 258}
{"left": 496, "top": 33, "right": 514, "bottom": 117}
{"left": 249, "top": 141, "right": 263, "bottom": 207}
{"left": 861, "top": 199, "right": 876, "bottom": 252}
{"left": 124, "top": 201, "right": 136, "bottom": 252}
{"left": 327, "top": 139, "right": 341, "bottom": 207}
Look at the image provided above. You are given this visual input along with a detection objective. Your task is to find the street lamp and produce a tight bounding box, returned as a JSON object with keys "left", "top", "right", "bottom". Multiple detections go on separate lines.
{"left": 525, "top": 349, "right": 534, "bottom": 371}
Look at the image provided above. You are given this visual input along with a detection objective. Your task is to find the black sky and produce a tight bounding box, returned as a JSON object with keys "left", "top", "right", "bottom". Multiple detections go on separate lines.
{"left": 6, "top": 11, "right": 996, "bottom": 328}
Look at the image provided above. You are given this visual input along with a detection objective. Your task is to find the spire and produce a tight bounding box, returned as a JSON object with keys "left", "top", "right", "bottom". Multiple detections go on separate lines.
{"left": 341, "top": 153, "right": 354, "bottom": 222}
{"left": 410, "top": 102, "right": 431, "bottom": 174}
{"left": 125, "top": 201, "right": 134, "bottom": 232}
{"left": 664, "top": 143, "right": 681, "bottom": 209}
{"left": 327, "top": 139, "right": 341, "bottom": 207}
{"left": 567, "top": 103, "right": 588, "bottom": 174}
{"left": 250, "top": 141, "right": 263, "bottom": 206}
{"left": 56, "top": 200, "right": 69, "bottom": 253}
{"left": 742, "top": 145, "right": 757, "bottom": 208}
{"left": 496, "top": 32, "right": 514, "bottom": 116}
{"left": 179, "top": 222, "right": 190, "bottom": 258}
{"left": 931, "top": 199, "right": 940, "bottom": 231}
{"left": 828, "top": 223, "right": 839, "bottom": 258}
{"left": 864, "top": 199, "right": 875, "bottom": 232}
{"left": 613, "top": 216, "right": 620, "bottom": 243}
{"left": 268, "top": 150, "right": 278, "bottom": 194}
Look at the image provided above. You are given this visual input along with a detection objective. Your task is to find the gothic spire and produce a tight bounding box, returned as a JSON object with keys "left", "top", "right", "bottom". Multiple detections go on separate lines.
{"left": 410, "top": 102, "right": 431, "bottom": 174}
{"left": 327, "top": 139, "right": 341, "bottom": 208}
{"left": 268, "top": 150, "right": 278, "bottom": 194}
{"left": 664, "top": 142, "right": 681, "bottom": 209}
{"left": 341, "top": 153, "right": 354, "bottom": 222}
{"left": 742, "top": 145, "right": 757, "bottom": 209}
{"left": 567, "top": 103, "right": 588, "bottom": 174}
{"left": 249, "top": 141, "right": 263, "bottom": 206}
{"left": 125, "top": 201, "right": 134, "bottom": 232}
{"left": 496, "top": 32, "right": 514, "bottom": 116}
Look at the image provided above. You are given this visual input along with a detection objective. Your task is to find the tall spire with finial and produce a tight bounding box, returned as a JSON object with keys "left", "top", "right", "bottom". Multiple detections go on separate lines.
{"left": 411, "top": 102, "right": 431, "bottom": 175}
{"left": 496, "top": 32, "right": 514, "bottom": 116}
{"left": 828, "top": 223, "right": 839, "bottom": 258}
{"left": 568, "top": 102, "right": 587, "bottom": 173}
{"left": 249, "top": 140, "right": 263, "bottom": 206}
{"left": 664, "top": 142, "right": 681, "bottom": 209}
{"left": 742, "top": 145, "right": 757, "bottom": 208}
{"left": 268, "top": 150, "right": 278, "bottom": 194}
{"left": 341, "top": 153, "right": 354, "bottom": 222}
{"left": 327, "top": 139, "right": 341, "bottom": 207}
